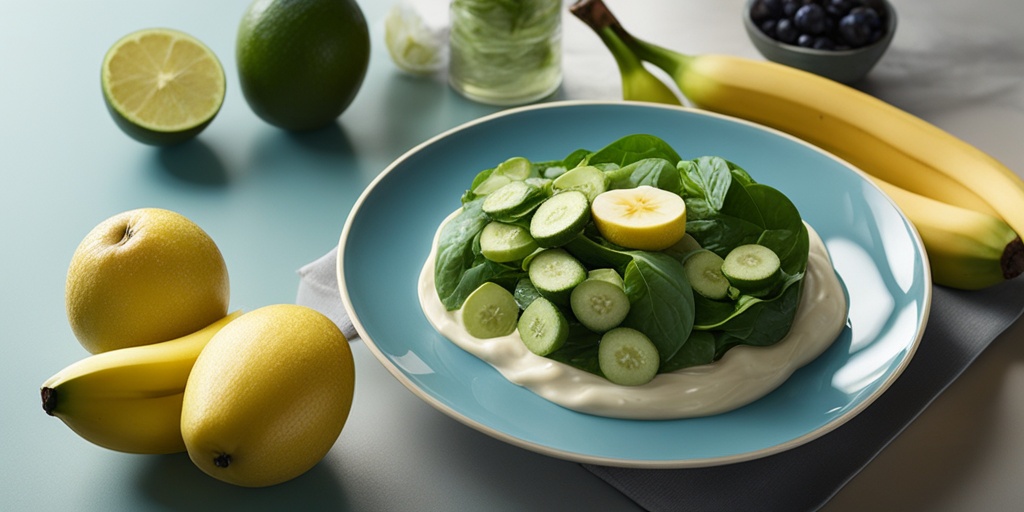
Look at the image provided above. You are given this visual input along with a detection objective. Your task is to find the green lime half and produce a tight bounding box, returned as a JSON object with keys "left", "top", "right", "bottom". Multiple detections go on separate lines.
{"left": 101, "top": 28, "right": 225, "bottom": 146}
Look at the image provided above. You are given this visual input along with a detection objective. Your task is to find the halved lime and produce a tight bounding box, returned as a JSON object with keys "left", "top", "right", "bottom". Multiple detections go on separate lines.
{"left": 384, "top": 1, "right": 446, "bottom": 75}
{"left": 101, "top": 28, "right": 225, "bottom": 146}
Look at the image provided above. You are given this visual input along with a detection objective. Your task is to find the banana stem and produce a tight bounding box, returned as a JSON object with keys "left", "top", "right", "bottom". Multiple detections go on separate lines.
{"left": 569, "top": 0, "right": 616, "bottom": 34}
{"left": 570, "top": 0, "right": 693, "bottom": 79}
{"left": 1003, "top": 237, "right": 1024, "bottom": 279}
{"left": 598, "top": 26, "right": 643, "bottom": 77}
{"left": 41, "top": 387, "right": 57, "bottom": 416}
{"left": 598, "top": 27, "right": 682, "bottom": 105}
{"left": 570, "top": 0, "right": 682, "bottom": 105}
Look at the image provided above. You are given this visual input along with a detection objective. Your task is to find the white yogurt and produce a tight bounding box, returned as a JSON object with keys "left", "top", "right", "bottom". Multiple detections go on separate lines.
{"left": 418, "top": 211, "right": 848, "bottom": 420}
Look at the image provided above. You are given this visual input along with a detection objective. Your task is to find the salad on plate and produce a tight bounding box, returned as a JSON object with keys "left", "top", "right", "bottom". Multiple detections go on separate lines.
{"left": 417, "top": 134, "right": 848, "bottom": 419}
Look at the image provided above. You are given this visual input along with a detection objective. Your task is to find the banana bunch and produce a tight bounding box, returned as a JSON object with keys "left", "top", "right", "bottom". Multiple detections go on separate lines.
{"left": 41, "top": 311, "right": 241, "bottom": 454}
{"left": 570, "top": 0, "right": 1024, "bottom": 290}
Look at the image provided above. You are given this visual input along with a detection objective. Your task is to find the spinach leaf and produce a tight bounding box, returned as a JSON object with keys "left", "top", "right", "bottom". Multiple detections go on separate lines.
{"left": 679, "top": 156, "right": 732, "bottom": 210}
{"left": 709, "top": 279, "right": 804, "bottom": 359}
{"left": 513, "top": 278, "right": 542, "bottom": 310}
{"left": 604, "top": 157, "right": 682, "bottom": 194}
{"left": 560, "top": 148, "right": 591, "bottom": 170}
{"left": 620, "top": 252, "right": 695, "bottom": 364}
{"left": 562, "top": 231, "right": 634, "bottom": 269}
{"left": 660, "top": 331, "right": 716, "bottom": 372}
{"left": 585, "top": 134, "right": 682, "bottom": 168}
{"left": 546, "top": 324, "right": 603, "bottom": 376}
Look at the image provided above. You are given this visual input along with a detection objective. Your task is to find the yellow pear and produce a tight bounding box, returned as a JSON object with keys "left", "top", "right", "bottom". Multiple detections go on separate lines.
{"left": 181, "top": 304, "right": 355, "bottom": 487}
{"left": 65, "top": 208, "right": 229, "bottom": 353}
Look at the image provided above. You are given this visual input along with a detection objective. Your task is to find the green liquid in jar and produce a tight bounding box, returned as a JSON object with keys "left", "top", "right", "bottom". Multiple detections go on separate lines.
{"left": 448, "top": 0, "right": 562, "bottom": 106}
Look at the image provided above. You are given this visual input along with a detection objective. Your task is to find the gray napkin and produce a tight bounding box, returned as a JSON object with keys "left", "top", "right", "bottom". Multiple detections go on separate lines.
{"left": 296, "top": 247, "right": 1024, "bottom": 512}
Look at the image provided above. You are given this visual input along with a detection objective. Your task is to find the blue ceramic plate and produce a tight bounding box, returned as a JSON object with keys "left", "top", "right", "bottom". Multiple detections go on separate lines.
{"left": 338, "top": 101, "right": 931, "bottom": 468}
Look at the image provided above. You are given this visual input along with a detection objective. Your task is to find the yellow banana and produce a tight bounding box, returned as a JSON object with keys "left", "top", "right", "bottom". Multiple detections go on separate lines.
{"left": 648, "top": 51, "right": 1008, "bottom": 219}
{"left": 569, "top": 0, "right": 1023, "bottom": 226}
{"left": 41, "top": 311, "right": 241, "bottom": 454}
{"left": 870, "top": 177, "right": 1023, "bottom": 289}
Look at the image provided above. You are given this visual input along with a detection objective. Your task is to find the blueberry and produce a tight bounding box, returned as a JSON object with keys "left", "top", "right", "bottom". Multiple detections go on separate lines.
{"left": 822, "top": 15, "right": 837, "bottom": 35}
{"left": 812, "top": 36, "right": 836, "bottom": 50}
{"left": 825, "top": 0, "right": 855, "bottom": 17}
{"left": 794, "top": 4, "right": 827, "bottom": 35}
{"left": 850, "top": 6, "right": 883, "bottom": 30}
{"left": 759, "top": 19, "right": 779, "bottom": 38}
{"left": 751, "top": 0, "right": 784, "bottom": 22}
{"left": 839, "top": 11, "right": 872, "bottom": 46}
{"left": 781, "top": 0, "right": 801, "bottom": 18}
{"left": 797, "top": 33, "right": 815, "bottom": 47}
{"left": 775, "top": 18, "right": 799, "bottom": 44}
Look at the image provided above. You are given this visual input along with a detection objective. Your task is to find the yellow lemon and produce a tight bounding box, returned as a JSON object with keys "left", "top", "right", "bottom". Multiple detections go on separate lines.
{"left": 66, "top": 208, "right": 230, "bottom": 354}
{"left": 181, "top": 304, "right": 355, "bottom": 487}
{"left": 101, "top": 28, "right": 225, "bottom": 146}
{"left": 591, "top": 186, "right": 687, "bottom": 251}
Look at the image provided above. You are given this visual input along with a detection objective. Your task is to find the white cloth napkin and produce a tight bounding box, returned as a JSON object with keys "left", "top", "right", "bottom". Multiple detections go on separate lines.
{"left": 295, "top": 246, "right": 358, "bottom": 341}
{"left": 297, "top": 247, "right": 1024, "bottom": 511}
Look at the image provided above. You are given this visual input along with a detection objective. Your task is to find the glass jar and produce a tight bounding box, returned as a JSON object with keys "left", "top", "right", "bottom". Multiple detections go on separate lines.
{"left": 448, "top": 0, "right": 562, "bottom": 106}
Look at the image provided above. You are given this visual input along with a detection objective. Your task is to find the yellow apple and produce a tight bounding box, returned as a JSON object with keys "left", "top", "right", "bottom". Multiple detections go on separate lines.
{"left": 65, "top": 208, "right": 230, "bottom": 353}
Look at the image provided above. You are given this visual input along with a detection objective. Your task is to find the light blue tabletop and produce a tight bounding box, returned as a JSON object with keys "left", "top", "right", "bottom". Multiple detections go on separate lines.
{"left": 3, "top": 1, "right": 1022, "bottom": 511}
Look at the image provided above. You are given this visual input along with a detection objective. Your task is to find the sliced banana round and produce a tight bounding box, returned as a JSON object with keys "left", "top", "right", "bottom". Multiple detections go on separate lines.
{"left": 590, "top": 186, "right": 687, "bottom": 251}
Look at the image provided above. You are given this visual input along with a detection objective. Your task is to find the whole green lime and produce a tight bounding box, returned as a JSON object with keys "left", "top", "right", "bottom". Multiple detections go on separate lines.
{"left": 236, "top": 0, "right": 371, "bottom": 131}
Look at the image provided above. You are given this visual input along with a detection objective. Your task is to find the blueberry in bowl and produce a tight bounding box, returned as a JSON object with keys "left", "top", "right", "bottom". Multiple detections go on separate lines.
{"left": 744, "top": 0, "right": 896, "bottom": 83}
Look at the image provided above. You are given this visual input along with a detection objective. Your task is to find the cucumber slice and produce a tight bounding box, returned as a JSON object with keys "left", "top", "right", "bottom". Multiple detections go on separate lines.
{"left": 482, "top": 180, "right": 547, "bottom": 222}
{"left": 552, "top": 165, "right": 608, "bottom": 202}
{"left": 598, "top": 327, "right": 660, "bottom": 386}
{"left": 570, "top": 278, "right": 630, "bottom": 333}
{"left": 517, "top": 297, "right": 569, "bottom": 356}
{"left": 542, "top": 165, "right": 567, "bottom": 179}
{"left": 524, "top": 177, "right": 552, "bottom": 190}
{"left": 519, "top": 247, "right": 545, "bottom": 271}
{"left": 663, "top": 233, "right": 703, "bottom": 261}
{"left": 529, "top": 190, "right": 591, "bottom": 248}
{"left": 527, "top": 248, "right": 587, "bottom": 306}
{"left": 683, "top": 249, "right": 731, "bottom": 300}
{"left": 479, "top": 221, "right": 539, "bottom": 263}
{"left": 721, "top": 244, "right": 781, "bottom": 293}
{"left": 495, "top": 156, "right": 532, "bottom": 181}
{"left": 472, "top": 173, "right": 511, "bottom": 196}
{"left": 587, "top": 268, "right": 624, "bottom": 289}
{"left": 461, "top": 282, "right": 519, "bottom": 339}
